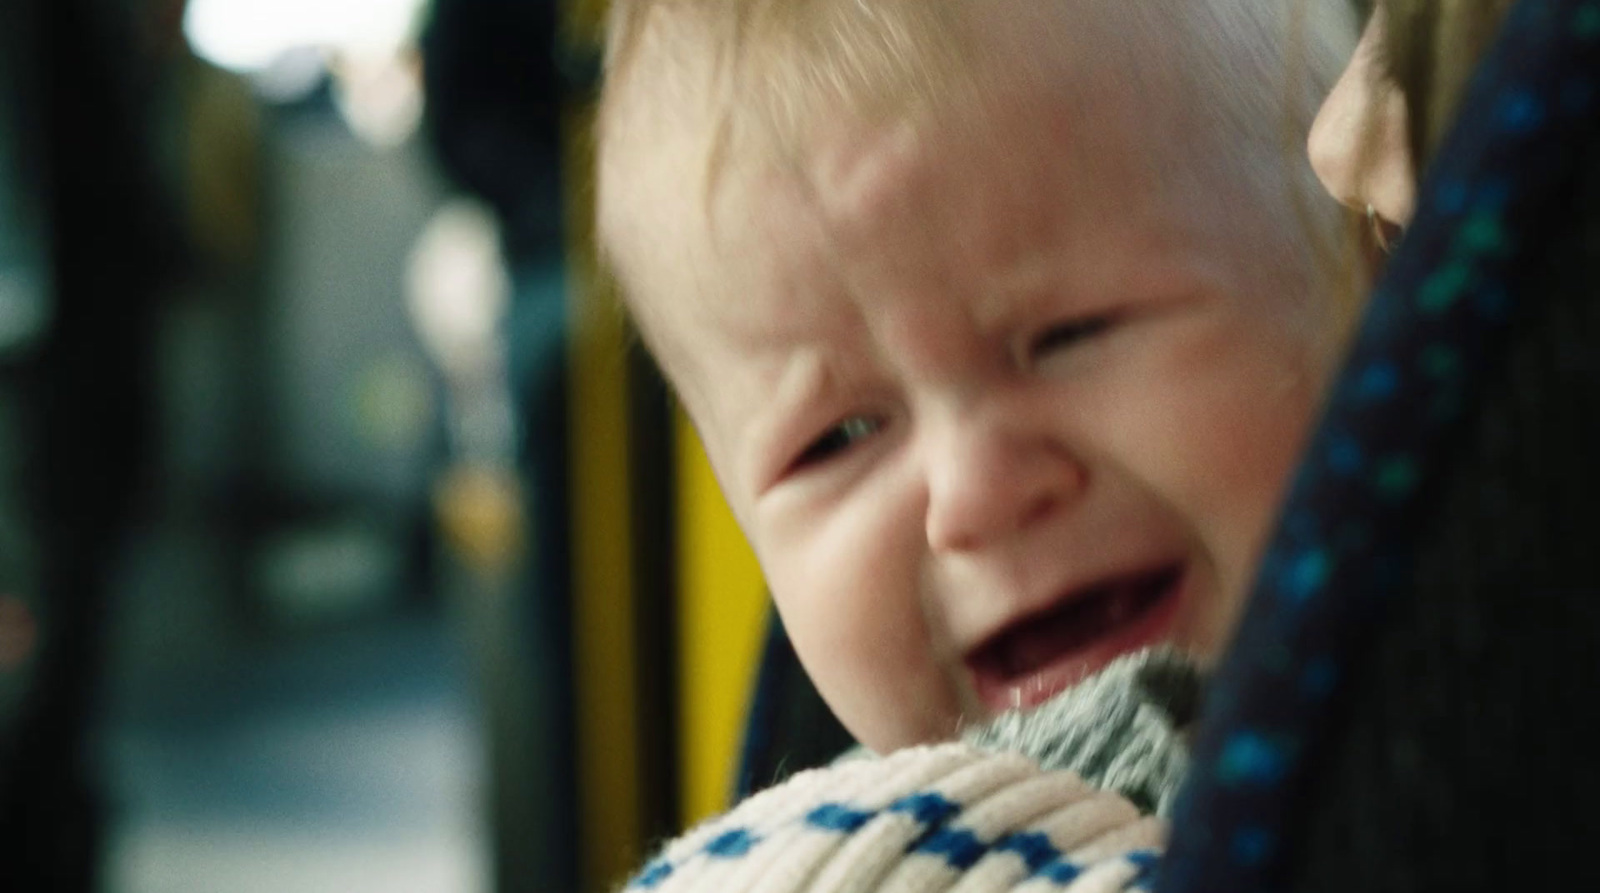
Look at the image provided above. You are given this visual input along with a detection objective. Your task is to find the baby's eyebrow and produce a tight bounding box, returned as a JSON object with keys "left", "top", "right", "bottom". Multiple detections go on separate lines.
{"left": 737, "top": 349, "right": 838, "bottom": 485}
{"left": 978, "top": 256, "right": 1065, "bottom": 315}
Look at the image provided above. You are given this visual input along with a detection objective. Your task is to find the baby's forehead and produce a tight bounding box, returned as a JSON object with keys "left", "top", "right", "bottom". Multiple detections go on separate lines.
{"left": 601, "top": 0, "right": 1356, "bottom": 358}
{"left": 602, "top": 0, "right": 1350, "bottom": 143}
{"left": 610, "top": 71, "right": 1192, "bottom": 326}
{"left": 600, "top": 0, "right": 1351, "bottom": 228}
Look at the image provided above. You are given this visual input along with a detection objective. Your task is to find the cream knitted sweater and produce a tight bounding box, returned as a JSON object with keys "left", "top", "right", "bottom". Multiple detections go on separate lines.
{"left": 624, "top": 650, "right": 1199, "bottom": 893}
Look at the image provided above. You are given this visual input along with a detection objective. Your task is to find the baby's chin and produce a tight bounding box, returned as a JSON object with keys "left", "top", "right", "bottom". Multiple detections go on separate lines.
{"left": 960, "top": 645, "right": 1204, "bottom": 817}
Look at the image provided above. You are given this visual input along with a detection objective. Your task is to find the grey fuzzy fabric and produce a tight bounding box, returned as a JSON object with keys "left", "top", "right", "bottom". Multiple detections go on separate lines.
{"left": 962, "top": 647, "right": 1203, "bottom": 817}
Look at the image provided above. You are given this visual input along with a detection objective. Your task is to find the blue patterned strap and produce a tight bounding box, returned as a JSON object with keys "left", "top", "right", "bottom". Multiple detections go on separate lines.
{"left": 1159, "top": 2, "right": 1600, "bottom": 892}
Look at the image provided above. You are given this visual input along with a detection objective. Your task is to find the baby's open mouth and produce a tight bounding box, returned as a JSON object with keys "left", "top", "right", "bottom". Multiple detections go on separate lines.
{"left": 964, "top": 562, "right": 1186, "bottom": 714}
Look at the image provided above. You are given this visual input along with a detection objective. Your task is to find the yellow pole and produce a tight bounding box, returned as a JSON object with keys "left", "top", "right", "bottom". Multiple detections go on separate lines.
{"left": 563, "top": 1, "right": 644, "bottom": 886}
{"left": 674, "top": 417, "right": 769, "bottom": 828}
{"left": 563, "top": 0, "right": 770, "bottom": 872}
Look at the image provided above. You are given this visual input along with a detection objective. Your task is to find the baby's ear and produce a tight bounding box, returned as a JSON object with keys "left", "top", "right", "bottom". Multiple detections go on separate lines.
{"left": 962, "top": 647, "right": 1203, "bottom": 817}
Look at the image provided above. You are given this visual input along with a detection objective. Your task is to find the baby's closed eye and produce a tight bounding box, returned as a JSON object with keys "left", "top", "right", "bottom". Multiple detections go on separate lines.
{"left": 791, "top": 415, "right": 884, "bottom": 471}
{"left": 1031, "top": 313, "right": 1119, "bottom": 360}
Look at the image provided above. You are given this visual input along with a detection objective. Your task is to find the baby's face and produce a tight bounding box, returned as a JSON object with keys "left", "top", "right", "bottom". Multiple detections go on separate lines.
{"left": 619, "top": 42, "right": 1348, "bottom": 753}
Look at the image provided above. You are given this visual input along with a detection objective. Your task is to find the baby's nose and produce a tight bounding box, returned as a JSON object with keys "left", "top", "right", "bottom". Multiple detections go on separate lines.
{"left": 923, "top": 420, "right": 1086, "bottom": 554}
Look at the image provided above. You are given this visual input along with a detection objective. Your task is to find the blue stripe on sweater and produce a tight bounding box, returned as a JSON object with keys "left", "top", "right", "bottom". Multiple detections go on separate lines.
{"left": 1128, "top": 849, "right": 1162, "bottom": 890}
{"left": 995, "top": 831, "right": 1060, "bottom": 873}
{"left": 888, "top": 792, "right": 962, "bottom": 825}
{"left": 632, "top": 860, "right": 673, "bottom": 889}
{"left": 912, "top": 827, "right": 987, "bottom": 870}
{"left": 806, "top": 803, "right": 873, "bottom": 833}
{"left": 627, "top": 788, "right": 1164, "bottom": 889}
{"left": 705, "top": 829, "right": 759, "bottom": 858}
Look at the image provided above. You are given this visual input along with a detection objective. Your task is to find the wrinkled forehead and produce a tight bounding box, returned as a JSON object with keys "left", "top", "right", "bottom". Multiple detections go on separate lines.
{"left": 606, "top": 102, "right": 1177, "bottom": 441}
{"left": 597, "top": 0, "right": 1355, "bottom": 386}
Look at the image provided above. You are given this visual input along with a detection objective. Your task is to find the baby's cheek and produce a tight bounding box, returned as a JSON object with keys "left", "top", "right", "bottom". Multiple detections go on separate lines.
{"left": 1170, "top": 317, "right": 1323, "bottom": 497}
{"left": 1125, "top": 331, "right": 1323, "bottom": 625}
{"left": 774, "top": 576, "right": 957, "bottom": 751}
{"left": 760, "top": 493, "right": 963, "bottom": 751}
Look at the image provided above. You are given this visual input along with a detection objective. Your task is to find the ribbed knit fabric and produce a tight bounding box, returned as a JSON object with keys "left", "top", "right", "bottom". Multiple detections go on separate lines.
{"left": 626, "top": 743, "right": 1166, "bottom": 892}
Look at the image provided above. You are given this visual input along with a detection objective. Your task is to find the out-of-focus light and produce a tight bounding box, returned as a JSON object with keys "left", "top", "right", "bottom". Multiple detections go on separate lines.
{"left": 406, "top": 200, "right": 511, "bottom": 379}
{"left": 252, "top": 47, "right": 331, "bottom": 104}
{"left": 333, "top": 52, "right": 425, "bottom": 148}
{"left": 184, "top": 0, "right": 426, "bottom": 73}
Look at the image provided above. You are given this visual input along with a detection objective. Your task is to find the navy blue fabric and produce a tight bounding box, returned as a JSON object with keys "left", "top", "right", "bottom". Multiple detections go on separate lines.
{"left": 736, "top": 615, "right": 790, "bottom": 799}
{"left": 1158, "top": 2, "right": 1600, "bottom": 892}
{"left": 737, "top": 611, "right": 855, "bottom": 801}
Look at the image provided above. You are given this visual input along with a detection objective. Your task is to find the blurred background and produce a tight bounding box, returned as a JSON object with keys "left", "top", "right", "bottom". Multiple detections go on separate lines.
{"left": 0, "top": 0, "right": 846, "bottom": 891}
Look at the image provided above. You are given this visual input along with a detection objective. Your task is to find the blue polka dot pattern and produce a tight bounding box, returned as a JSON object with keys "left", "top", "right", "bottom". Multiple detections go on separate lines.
{"left": 1158, "top": 2, "right": 1600, "bottom": 892}
{"left": 1215, "top": 732, "right": 1292, "bottom": 787}
{"left": 1281, "top": 550, "right": 1331, "bottom": 604}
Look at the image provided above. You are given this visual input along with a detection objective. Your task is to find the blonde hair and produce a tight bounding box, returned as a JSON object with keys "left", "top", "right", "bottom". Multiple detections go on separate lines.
{"left": 599, "top": 0, "right": 978, "bottom": 217}
{"left": 599, "top": 0, "right": 1354, "bottom": 178}
{"left": 596, "top": 0, "right": 1363, "bottom": 337}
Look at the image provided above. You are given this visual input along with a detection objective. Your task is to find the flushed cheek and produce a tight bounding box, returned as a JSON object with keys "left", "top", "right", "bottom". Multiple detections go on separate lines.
{"left": 1114, "top": 328, "right": 1324, "bottom": 652}
{"left": 766, "top": 559, "right": 964, "bottom": 750}
{"left": 755, "top": 490, "right": 967, "bottom": 751}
